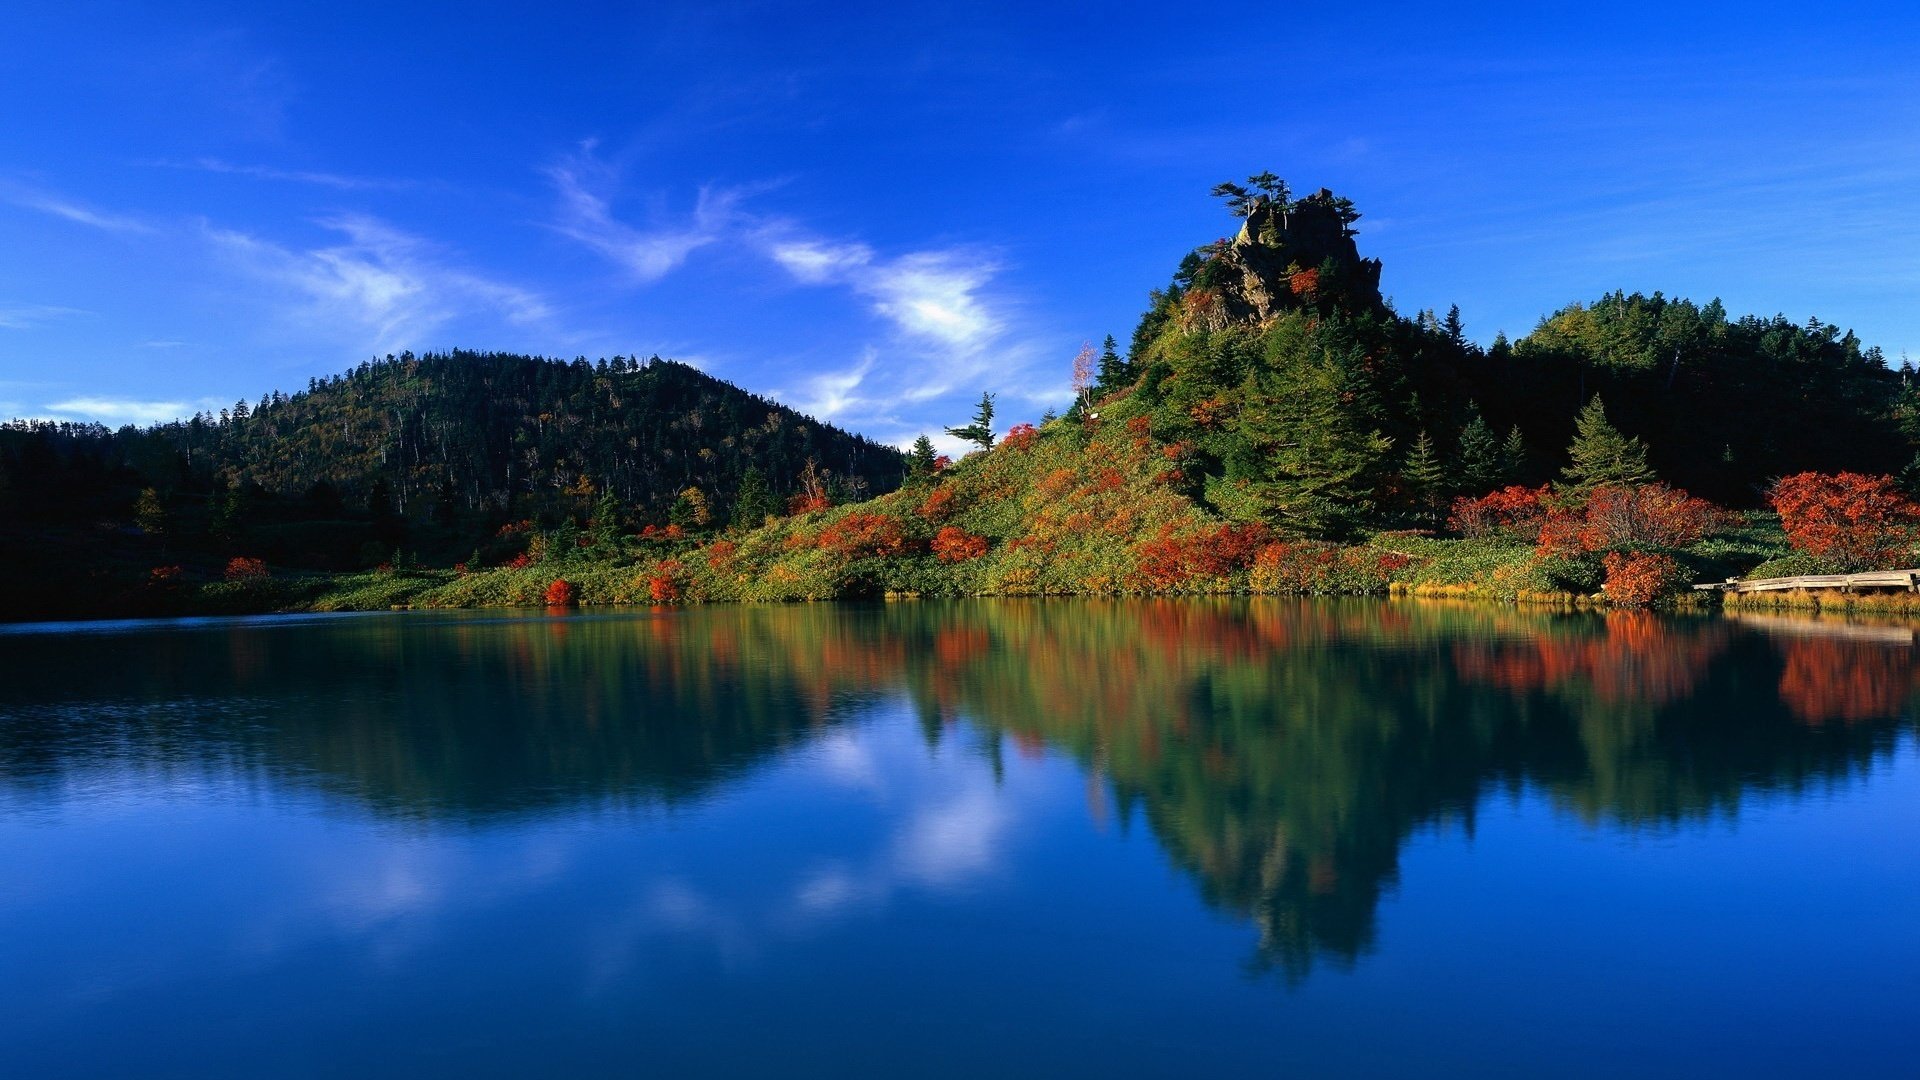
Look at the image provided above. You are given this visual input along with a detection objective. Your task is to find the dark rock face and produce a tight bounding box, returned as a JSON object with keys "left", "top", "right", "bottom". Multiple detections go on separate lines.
{"left": 1211, "top": 188, "right": 1382, "bottom": 326}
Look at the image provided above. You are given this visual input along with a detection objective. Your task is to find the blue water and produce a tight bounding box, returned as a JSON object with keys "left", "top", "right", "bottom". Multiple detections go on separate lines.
{"left": 1, "top": 601, "right": 1915, "bottom": 1076}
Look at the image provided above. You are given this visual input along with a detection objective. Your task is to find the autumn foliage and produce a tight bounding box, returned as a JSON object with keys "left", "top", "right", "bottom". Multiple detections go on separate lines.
{"left": 544, "top": 578, "right": 578, "bottom": 607}
{"left": 931, "top": 526, "right": 989, "bottom": 563}
{"left": 1002, "top": 423, "right": 1039, "bottom": 452}
{"left": 1537, "top": 483, "right": 1724, "bottom": 556}
{"left": 1769, "top": 471, "right": 1920, "bottom": 570}
{"left": 1448, "top": 485, "right": 1549, "bottom": 539}
{"left": 224, "top": 557, "right": 269, "bottom": 582}
{"left": 1600, "top": 551, "right": 1685, "bottom": 607}
{"left": 817, "top": 513, "right": 912, "bottom": 559}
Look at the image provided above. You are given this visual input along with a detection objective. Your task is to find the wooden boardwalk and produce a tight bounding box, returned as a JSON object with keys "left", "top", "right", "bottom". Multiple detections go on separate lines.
{"left": 1693, "top": 569, "right": 1920, "bottom": 594}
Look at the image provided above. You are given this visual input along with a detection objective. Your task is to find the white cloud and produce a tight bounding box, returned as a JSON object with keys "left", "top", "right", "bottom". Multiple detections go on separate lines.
{"left": 0, "top": 304, "right": 89, "bottom": 329}
{"left": 39, "top": 396, "right": 214, "bottom": 426}
{"left": 208, "top": 213, "right": 552, "bottom": 355}
{"left": 547, "top": 149, "right": 741, "bottom": 282}
{"left": 162, "top": 157, "right": 414, "bottom": 192}
{"left": 4, "top": 189, "right": 153, "bottom": 234}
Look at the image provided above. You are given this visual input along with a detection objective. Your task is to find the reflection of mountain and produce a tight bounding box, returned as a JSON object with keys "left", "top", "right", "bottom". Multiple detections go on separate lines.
{"left": 1, "top": 601, "right": 1913, "bottom": 978}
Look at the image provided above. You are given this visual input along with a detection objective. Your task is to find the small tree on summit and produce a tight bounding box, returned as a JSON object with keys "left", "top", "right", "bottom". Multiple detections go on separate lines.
{"left": 1560, "top": 396, "right": 1655, "bottom": 492}
{"left": 946, "top": 392, "right": 996, "bottom": 452}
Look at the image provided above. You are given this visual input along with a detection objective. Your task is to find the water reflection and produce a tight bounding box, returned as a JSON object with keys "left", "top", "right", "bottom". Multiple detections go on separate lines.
{"left": 1, "top": 600, "right": 1914, "bottom": 982}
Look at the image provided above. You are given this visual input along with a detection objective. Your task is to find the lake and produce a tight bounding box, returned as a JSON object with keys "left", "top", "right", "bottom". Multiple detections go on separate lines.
{"left": 1, "top": 600, "right": 1916, "bottom": 1077}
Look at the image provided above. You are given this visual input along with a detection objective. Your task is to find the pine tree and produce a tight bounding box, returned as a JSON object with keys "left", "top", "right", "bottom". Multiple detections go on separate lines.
{"left": 1237, "top": 327, "right": 1393, "bottom": 539}
{"left": 1455, "top": 406, "right": 1502, "bottom": 494}
{"left": 1403, "top": 429, "right": 1448, "bottom": 524}
{"left": 1093, "top": 334, "right": 1129, "bottom": 398}
{"left": 945, "top": 392, "right": 996, "bottom": 451}
{"left": 1560, "top": 396, "right": 1655, "bottom": 492}
{"left": 133, "top": 487, "right": 168, "bottom": 537}
{"left": 730, "top": 467, "right": 777, "bottom": 529}
{"left": 907, "top": 434, "right": 939, "bottom": 481}
{"left": 1501, "top": 425, "right": 1528, "bottom": 483}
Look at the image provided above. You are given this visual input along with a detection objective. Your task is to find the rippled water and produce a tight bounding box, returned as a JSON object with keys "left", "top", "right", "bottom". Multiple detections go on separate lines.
{"left": 2, "top": 600, "right": 1916, "bottom": 1077}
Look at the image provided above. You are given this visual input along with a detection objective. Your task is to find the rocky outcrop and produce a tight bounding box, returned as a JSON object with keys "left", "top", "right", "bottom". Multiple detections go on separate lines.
{"left": 1207, "top": 188, "right": 1383, "bottom": 326}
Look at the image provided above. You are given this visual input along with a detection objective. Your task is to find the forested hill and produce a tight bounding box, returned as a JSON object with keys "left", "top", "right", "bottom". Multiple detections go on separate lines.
{"left": 5, "top": 351, "right": 901, "bottom": 514}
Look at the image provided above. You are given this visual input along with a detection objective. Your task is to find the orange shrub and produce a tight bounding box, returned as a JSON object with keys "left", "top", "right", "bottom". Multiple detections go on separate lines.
{"left": 1288, "top": 267, "right": 1320, "bottom": 301}
{"left": 918, "top": 486, "right": 958, "bottom": 521}
{"left": 648, "top": 558, "right": 685, "bottom": 603}
{"left": 544, "top": 579, "right": 578, "bottom": 607}
{"left": 704, "top": 539, "right": 738, "bottom": 571}
{"left": 149, "top": 565, "right": 183, "bottom": 586}
{"left": 505, "top": 552, "right": 533, "bottom": 570}
{"left": 1769, "top": 471, "right": 1920, "bottom": 570}
{"left": 817, "top": 512, "right": 911, "bottom": 558}
{"left": 1600, "top": 551, "right": 1686, "bottom": 606}
{"left": 931, "top": 526, "right": 989, "bottom": 563}
{"left": 1002, "top": 422, "right": 1038, "bottom": 451}
{"left": 1448, "top": 485, "right": 1549, "bottom": 539}
{"left": 788, "top": 493, "right": 831, "bottom": 515}
{"left": 224, "top": 557, "right": 269, "bottom": 582}
{"left": 1537, "top": 483, "right": 1723, "bottom": 556}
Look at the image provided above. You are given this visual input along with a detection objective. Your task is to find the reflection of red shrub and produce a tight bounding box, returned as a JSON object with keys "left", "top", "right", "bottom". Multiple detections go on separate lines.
{"left": 1778, "top": 638, "right": 1914, "bottom": 724}
{"left": 544, "top": 579, "right": 578, "bottom": 607}
{"left": 931, "top": 526, "right": 988, "bottom": 563}
{"left": 1770, "top": 471, "right": 1920, "bottom": 569}
{"left": 224, "top": 557, "right": 269, "bottom": 582}
{"left": 1601, "top": 550, "right": 1685, "bottom": 606}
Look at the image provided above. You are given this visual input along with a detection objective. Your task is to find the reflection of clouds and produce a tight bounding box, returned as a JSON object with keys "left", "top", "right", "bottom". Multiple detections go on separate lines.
{"left": 892, "top": 786, "right": 1011, "bottom": 886}
{"left": 811, "top": 730, "right": 883, "bottom": 793}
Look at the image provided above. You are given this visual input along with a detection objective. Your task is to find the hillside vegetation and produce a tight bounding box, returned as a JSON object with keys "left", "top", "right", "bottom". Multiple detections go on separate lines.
{"left": 8, "top": 175, "right": 1920, "bottom": 620}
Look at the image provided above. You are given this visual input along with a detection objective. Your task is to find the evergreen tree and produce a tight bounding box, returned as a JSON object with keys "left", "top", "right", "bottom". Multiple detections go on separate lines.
{"left": 1403, "top": 429, "right": 1448, "bottom": 524}
{"left": 1455, "top": 406, "right": 1502, "bottom": 494}
{"left": 133, "top": 487, "right": 168, "bottom": 537}
{"left": 945, "top": 392, "right": 996, "bottom": 451}
{"left": 669, "top": 486, "right": 712, "bottom": 529}
{"left": 1501, "top": 425, "right": 1529, "bottom": 484}
{"left": 1560, "top": 396, "right": 1655, "bottom": 492}
{"left": 1094, "top": 334, "right": 1129, "bottom": 397}
{"left": 730, "top": 467, "right": 777, "bottom": 529}
{"left": 1236, "top": 324, "right": 1393, "bottom": 539}
{"left": 907, "top": 434, "right": 939, "bottom": 481}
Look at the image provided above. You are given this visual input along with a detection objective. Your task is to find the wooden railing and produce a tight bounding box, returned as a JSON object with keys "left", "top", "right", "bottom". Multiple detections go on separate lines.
{"left": 1693, "top": 570, "right": 1920, "bottom": 594}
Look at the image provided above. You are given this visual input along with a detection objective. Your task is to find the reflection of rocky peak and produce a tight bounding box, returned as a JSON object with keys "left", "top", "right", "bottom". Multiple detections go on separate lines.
{"left": 1212, "top": 188, "right": 1382, "bottom": 325}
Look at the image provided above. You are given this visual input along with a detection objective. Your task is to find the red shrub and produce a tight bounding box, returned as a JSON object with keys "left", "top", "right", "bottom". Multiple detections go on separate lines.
{"left": 1288, "top": 267, "right": 1320, "bottom": 301}
{"left": 1125, "top": 415, "right": 1153, "bottom": 436}
{"left": 931, "top": 526, "right": 989, "bottom": 563}
{"left": 1536, "top": 483, "right": 1723, "bottom": 556}
{"left": 454, "top": 562, "right": 469, "bottom": 576}
{"left": 817, "top": 512, "right": 911, "bottom": 558}
{"left": 544, "top": 579, "right": 578, "bottom": 607}
{"left": 788, "top": 493, "right": 831, "bottom": 516}
{"left": 1448, "top": 485, "right": 1549, "bottom": 539}
{"left": 932, "top": 454, "right": 952, "bottom": 472}
{"left": 1769, "top": 471, "right": 1920, "bottom": 570}
{"left": 918, "top": 486, "right": 958, "bottom": 522}
{"left": 1002, "top": 423, "right": 1039, "bottom": 451}
{"left": 1601, "top": 551, "right": 1685, "bottom": 607}
{"left": 704, "top": 540, "right": 738, "bottom": 571}
{"left": 506, "top": 552, "right": 533, "bottom": 570}
{"left": 647, "top": 559, "right": 684, "bottom": 603}
{"left": 224, "top": 557, "right": 269, "bottom": 582}
{"left": 149, "top": 565, "right": 183, "bottom": 586}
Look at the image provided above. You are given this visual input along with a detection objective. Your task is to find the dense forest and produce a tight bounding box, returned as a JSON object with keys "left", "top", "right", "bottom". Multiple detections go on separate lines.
{"left": 5, "top": 175, "right": 1920, "bottom": 619}
{"left": 0, "top": 353, "right": 900, "bottom": 616}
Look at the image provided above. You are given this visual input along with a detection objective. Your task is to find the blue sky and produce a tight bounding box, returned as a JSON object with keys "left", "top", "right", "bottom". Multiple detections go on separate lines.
{"left": 2, "top": 2, "right": 1917, "bottom": 451}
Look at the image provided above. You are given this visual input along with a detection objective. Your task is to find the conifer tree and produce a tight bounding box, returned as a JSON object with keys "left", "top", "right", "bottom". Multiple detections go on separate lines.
{"left": 907, "top": 434, "right": 939, "bottom": 481}
{"left": 1403, "top": 429, "right": 1448, "bottom": 523}
{"left": 133, "top": 487, "right": 168, "bottom": 537}
{"left": 730, "top": 467, "right": 777, "bottom": 529}
{"left": 1455, "top": 406, "right": 1502, "bottom": 493}
{"left": 1501, "top": 425, "right": 1529, "bottom": 483}
{"left": 945, "top": 393, "right": 996, "bottom": 451}
{"left": 1237, "top": 326, "right": 1393, "bottom": 539}
{"left": 1560, "top": 396, "right": 1655, "bottom": 492}
{"left": 1094, "top": 334, "right": 1128, "bottom": 397}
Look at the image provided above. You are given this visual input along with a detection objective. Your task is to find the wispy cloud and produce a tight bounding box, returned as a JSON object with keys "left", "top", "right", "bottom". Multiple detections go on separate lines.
{"left": 3, "top": 188, "right": 153, "bottom": 234}
{"left": 769, "top": 239, "right": 1004, "bottom": 354}
{"left": 156, "top": 157, "right": 416, "bottom": 192}
{"left": 546, "top": 148, "right": 742, "bottom": 282}
{"left": 0, "top": 304, "right": 89, "bottom": 330}
{"left": 207, "top": 213, "right": 552, "bottom": 355}
{"left": 38, "top": 396, "right": 215, "bottom": 426}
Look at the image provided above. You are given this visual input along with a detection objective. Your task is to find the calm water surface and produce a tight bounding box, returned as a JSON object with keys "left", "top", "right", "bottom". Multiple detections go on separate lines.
{"left": 1, "top": 600, "right": 1916, "bottom": 1077}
